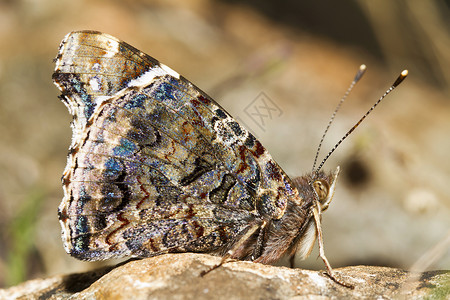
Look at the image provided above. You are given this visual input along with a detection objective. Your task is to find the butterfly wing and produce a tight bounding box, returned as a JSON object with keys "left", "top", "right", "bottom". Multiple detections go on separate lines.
{"left": 53, "top": 31, "right": 299, "bottom": 260}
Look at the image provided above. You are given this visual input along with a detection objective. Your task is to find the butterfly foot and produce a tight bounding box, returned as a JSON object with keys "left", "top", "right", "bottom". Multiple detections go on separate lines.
{"left": 323, "top": 271, "right": 354, "bottom": 289}
{"left": 200, "top": 264, "right": 221, "bottom": 277}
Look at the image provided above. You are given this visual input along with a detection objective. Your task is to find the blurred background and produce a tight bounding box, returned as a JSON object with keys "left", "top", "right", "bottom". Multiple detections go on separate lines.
{"left": 0, "top": 0, "right": 449, "bottom": 288}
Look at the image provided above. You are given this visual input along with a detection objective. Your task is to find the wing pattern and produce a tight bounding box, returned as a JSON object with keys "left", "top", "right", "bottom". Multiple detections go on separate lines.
{"left": 53, "top": 31, "right": 301, "bottom": 261}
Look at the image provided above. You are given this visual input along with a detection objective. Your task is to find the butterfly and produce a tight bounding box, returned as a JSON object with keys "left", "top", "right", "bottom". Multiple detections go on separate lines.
{"left": 53, "top": 30, "right": 407, "bottom": 285}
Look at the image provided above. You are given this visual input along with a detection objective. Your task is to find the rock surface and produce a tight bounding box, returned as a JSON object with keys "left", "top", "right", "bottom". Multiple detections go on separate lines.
{"left": 1, "top": 253, "right": 448, "bottom": 299}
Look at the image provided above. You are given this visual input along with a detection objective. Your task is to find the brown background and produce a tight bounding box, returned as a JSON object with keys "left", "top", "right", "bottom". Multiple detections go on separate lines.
{"left": 0, "top": 0, "right": 449, "bottom": 288}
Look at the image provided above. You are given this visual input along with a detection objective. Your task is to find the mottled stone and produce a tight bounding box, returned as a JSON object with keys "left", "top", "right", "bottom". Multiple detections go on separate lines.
{"left": 1, "top": 254, "right": 448, "bottom": 299}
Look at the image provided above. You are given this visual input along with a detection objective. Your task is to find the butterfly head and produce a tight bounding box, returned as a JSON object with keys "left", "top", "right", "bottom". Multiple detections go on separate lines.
{"left": 310, "top": 166, "right": 340, "bottom": 213}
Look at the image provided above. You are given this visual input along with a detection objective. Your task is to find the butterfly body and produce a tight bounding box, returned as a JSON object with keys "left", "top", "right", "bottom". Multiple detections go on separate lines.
{"left": 53, "top": 31, "right": 337, "bottom": 265}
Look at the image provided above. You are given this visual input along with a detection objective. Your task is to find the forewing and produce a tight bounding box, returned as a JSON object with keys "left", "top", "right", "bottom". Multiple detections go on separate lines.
{"left": 53, "top": 31, "right": 299, "bottom": 260}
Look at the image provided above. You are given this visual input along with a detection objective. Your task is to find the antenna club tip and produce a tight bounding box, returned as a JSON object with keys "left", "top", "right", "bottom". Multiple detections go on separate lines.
{"left": 393, "top": 69, "right": 408, "bottom": 87}
{"left": 354, "top": 64, "right": 367, "bottom": 82}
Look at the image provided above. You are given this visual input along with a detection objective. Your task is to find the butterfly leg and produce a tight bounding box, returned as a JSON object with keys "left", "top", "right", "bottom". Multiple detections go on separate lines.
{"left": 312, "top": 207, "right": 354, "bottom": 289}
{"left": 250, "top": 219, "right": 269, "bottom": 260}
{"left": 289, "top": 252, "right": 296, "bottom": 268}
{"left": 201, "top": 220, "right": 265, "bottom": 276}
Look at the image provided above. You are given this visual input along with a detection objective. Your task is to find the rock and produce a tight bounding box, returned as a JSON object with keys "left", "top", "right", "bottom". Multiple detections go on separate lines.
{"left": 1, "top": 253, "right": 448, "bottom": 299}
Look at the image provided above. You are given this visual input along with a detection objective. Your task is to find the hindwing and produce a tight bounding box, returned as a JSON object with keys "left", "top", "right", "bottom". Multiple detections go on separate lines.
{"left": 53, "top": 31, "right": 300, "bottom": 260}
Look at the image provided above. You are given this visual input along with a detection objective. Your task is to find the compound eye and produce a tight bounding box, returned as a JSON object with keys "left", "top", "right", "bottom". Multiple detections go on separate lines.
{"left": 313, "top": 179, "right": 330, "bottom": 203}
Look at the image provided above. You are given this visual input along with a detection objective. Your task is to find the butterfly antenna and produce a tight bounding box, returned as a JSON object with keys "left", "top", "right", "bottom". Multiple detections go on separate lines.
{"left": 314, "top": 69, "right": 408, "bottom": 173}
{"left": 312, "top": 64, "right": 367, "bottom": 173}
